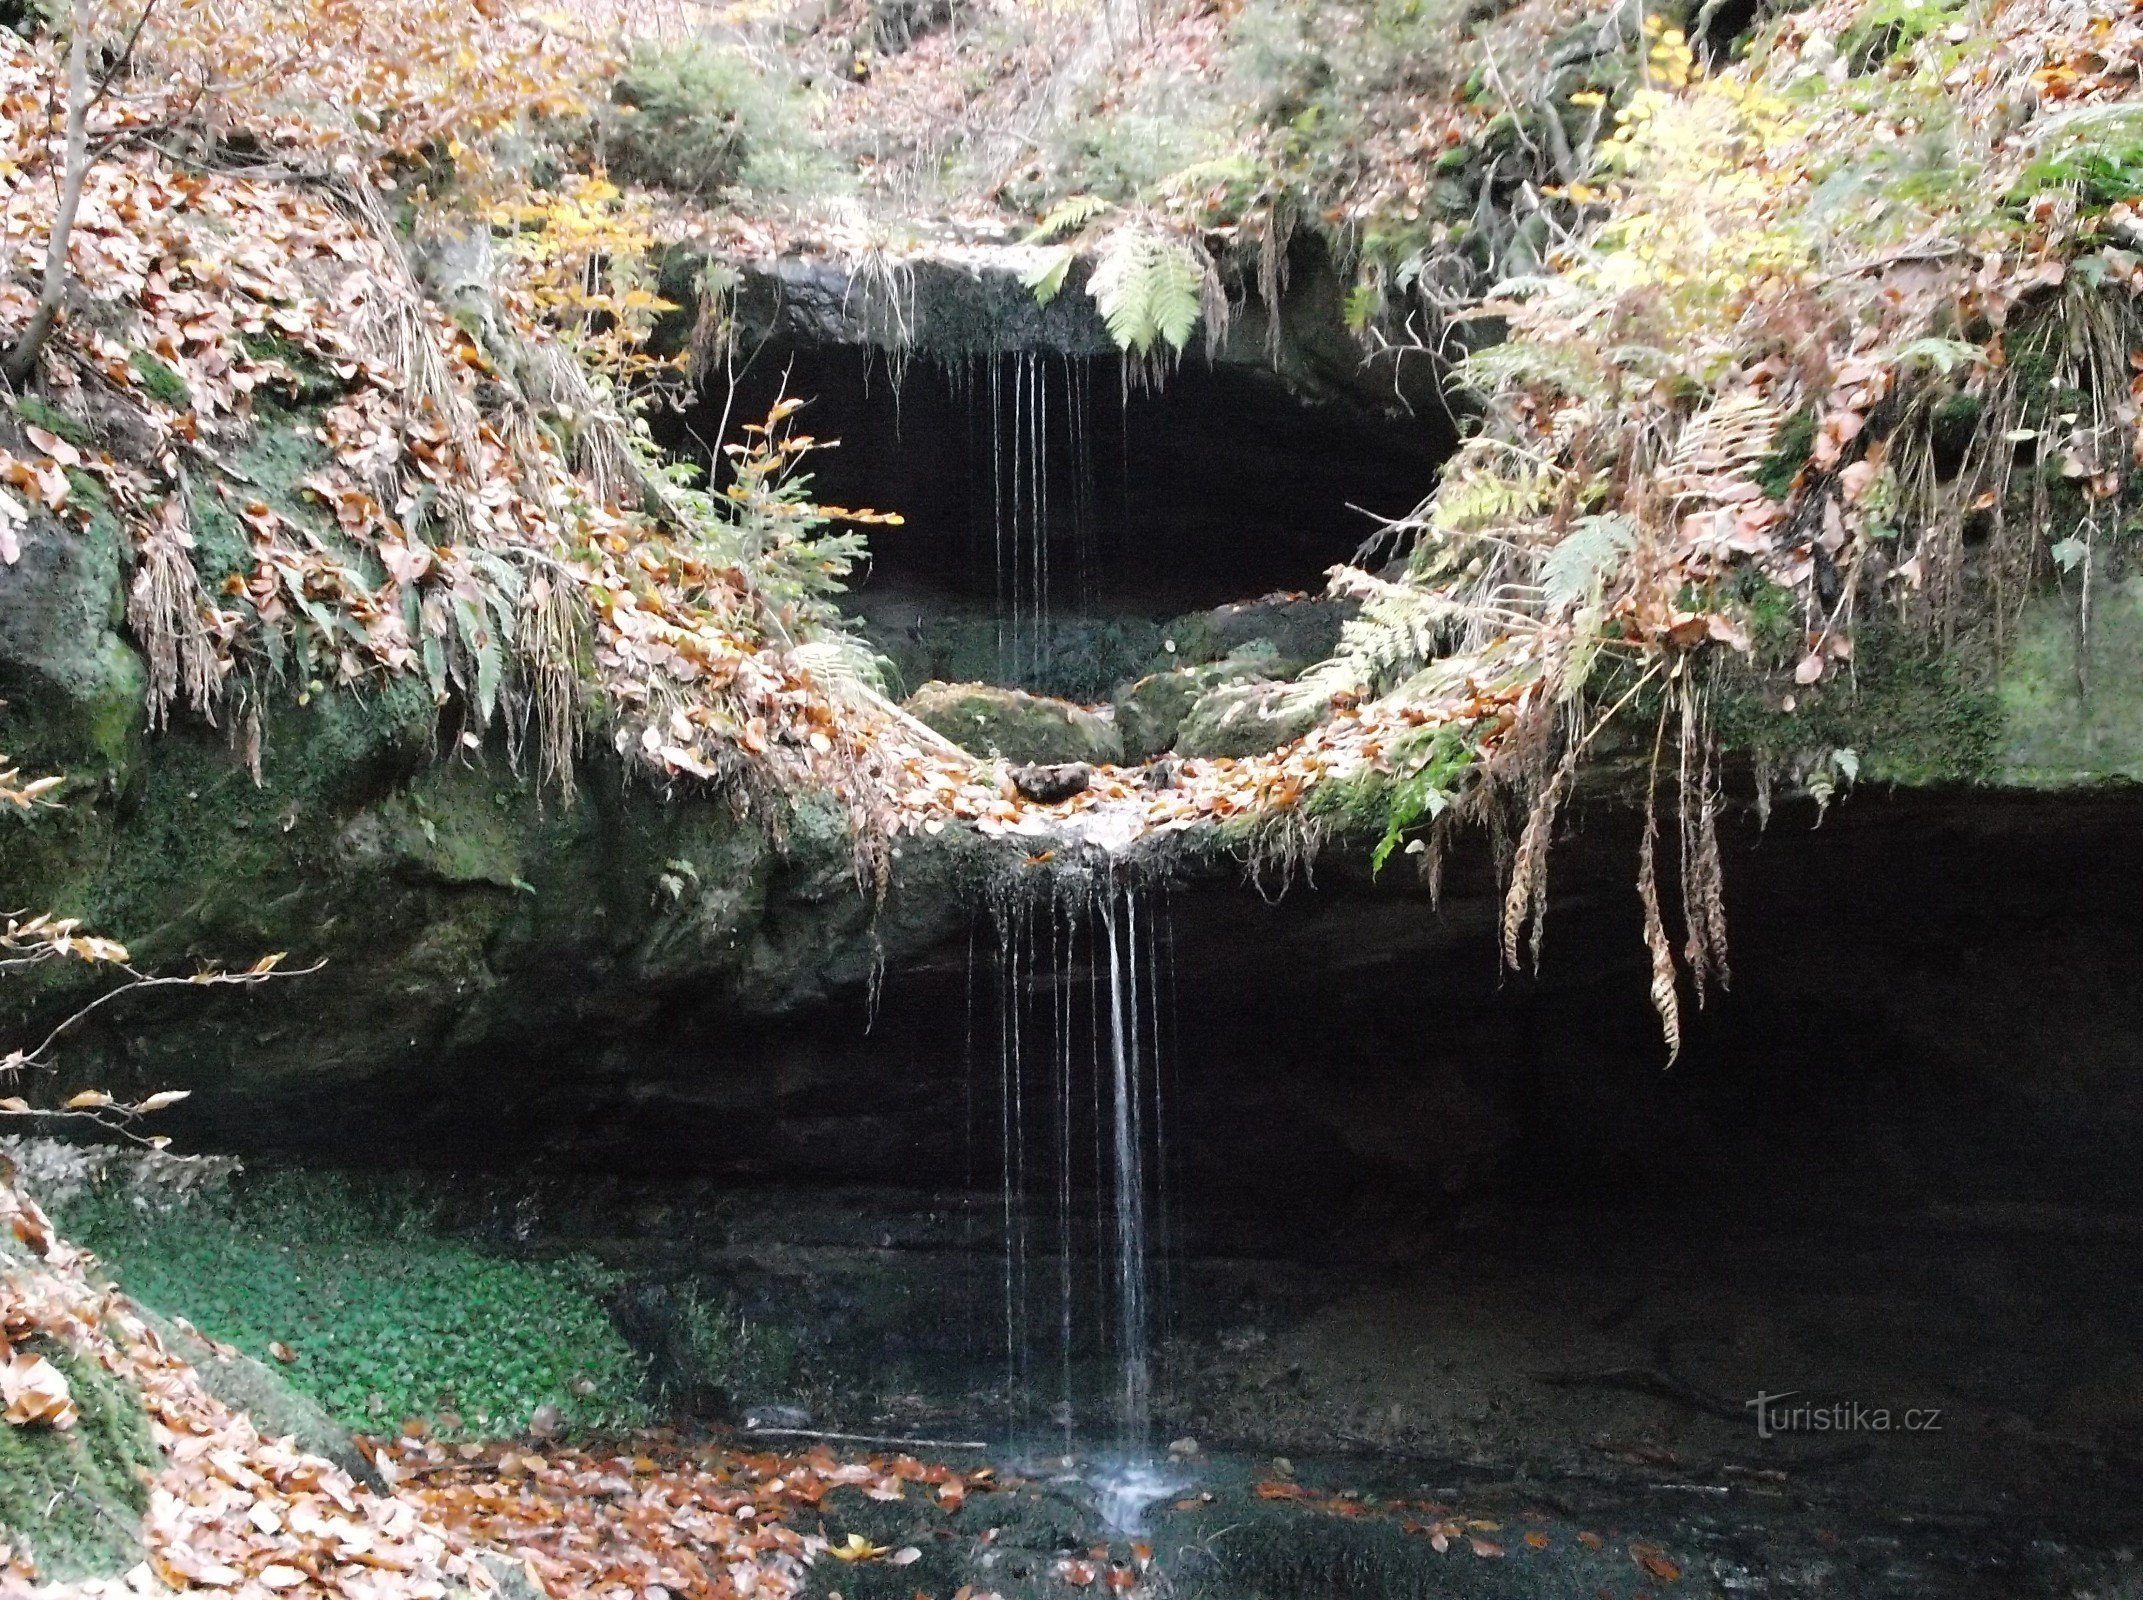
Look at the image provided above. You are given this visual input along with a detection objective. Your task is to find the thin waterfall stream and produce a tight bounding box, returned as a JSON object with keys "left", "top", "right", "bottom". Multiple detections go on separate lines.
{"left": 948, "top": 351, "right": 1103, "bottom": 687}
{"left": 978, "top": 867, "right": 1182, "bottom": 1528}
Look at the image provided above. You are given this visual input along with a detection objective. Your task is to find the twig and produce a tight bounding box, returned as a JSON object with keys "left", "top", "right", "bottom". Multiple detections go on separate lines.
{"left": 1530, "top": 1365, "right": 1746, "bottom": 1423}
{"left": 742, "top": 1426, "right": 991, "bottom": 1450}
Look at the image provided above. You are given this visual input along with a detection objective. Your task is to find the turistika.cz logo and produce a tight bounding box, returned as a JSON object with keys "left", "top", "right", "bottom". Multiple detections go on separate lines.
{"left": 1745, "top": 1391, "right": 1945, "bottom": 1439}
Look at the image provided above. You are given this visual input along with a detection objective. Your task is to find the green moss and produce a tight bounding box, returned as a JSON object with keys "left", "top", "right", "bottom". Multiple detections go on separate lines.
{"left": 1714, "top": 627, "right": 2001, "bottom": 787}
{"left": 1840, "top": 0, "right": 1961, "bottom": 73}
{"left": 0, "top": 1336, "right": 156, "bottom": 1582}
{"left": 1753, "top": 405, "right": 1817, "bottom": 500}
{"left": 57, "top": 1171, "right": 648, "bottom": 1438}
{"left": 126, "top": 349, "right": 190, "bottom": 409}
{"left": 1929, "top": 389, "right": 1981, "bottom": 469}
{"left": 238, "top": 335, "right": 349, "bottom": 407}
{"left": 1995, "top": 577, "right": 2143, "bottom": 786}
{"left": 905, "top": 681, "right": 1125, "bottom": 765}
{"left": 9, "top": 395, "right": 93, "bottom": 450}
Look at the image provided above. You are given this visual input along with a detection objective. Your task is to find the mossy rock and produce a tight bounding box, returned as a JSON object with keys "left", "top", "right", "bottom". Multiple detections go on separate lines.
{"left": 1113, "top": 645, "right": 1280, "bottom": 760}
{"left": 905, "top": 681, "right": 1124, "bottom": 766}
{"left": 1175, "top": 679, "right": 1330, "bottom": 760}
{"left": 148, "top": 1313, "right": 385, "bottom": 1492}
{"left": 0, "top": 1236, "right": 157, "bottom": 1584}
{"left": 1996, "top": 578, "right": 2143, "bottom": 786}
{"left": 1163, "top": 595, "right": 1351, "bottom": 678}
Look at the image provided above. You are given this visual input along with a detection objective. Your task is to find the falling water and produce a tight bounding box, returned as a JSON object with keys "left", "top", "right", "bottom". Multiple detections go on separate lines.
{"left": 981, "top": 872, "right": 1170, "bottom": 1468}
{"left": 957, "top": 353, "right": 1104, "bottom": 688}
{"left": 1100, "top": 889, "right": 1151, "bottom": 1452}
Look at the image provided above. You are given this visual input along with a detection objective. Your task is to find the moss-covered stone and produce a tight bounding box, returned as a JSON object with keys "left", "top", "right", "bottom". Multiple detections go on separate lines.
{"left": 1995, "top": 578, "right": 2143, "bottom": 786}
{"left": 905, "top": 680, "right": 1124, "bottom": 765}
{"left": 1175, "top": 678, "right": 1329, "bottom": 759}
{"left": 1113, "top": 647, "right": 1279, "bottom": 760}
{"left": 148, "top": 1313, "right": 386, "bottom": 1491}
{"left": 0, "top": 1309, "right": 156, "bottom": 1583}
{"left": 1709, "top": 627, "right": 2001, "bottom": 789}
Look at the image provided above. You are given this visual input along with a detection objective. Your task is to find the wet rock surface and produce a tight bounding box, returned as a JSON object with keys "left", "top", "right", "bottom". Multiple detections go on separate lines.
{"left": 904, "top": 680, "right": 1124, "bottom": 766}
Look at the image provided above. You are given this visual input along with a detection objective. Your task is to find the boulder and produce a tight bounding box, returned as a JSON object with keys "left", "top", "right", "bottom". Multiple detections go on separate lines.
{"left": 1175, "top": 680, "right": 1331, "bottom": 760}
{"left": 1009, "top": 762, "right": 1092, "bottom": 804}
{"left": 151, "top": 1314, "right": 387, "bottom": 1493}
{"left": 1112, "top": 644, "right": 1281, "bottom": 760}
{"left": 904, "top": 681, "right": 1123, "bottom": 766}
{"left": 1164, "top": 594, "right": 1354, "bottom": 678}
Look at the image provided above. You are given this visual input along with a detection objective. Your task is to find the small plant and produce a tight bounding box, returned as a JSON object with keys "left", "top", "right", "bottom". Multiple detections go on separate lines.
{"left": 57, "top": 1171, "right": 648, "bottom": 1437}
{"left": 603, "top": 40, "right": 832, "bottom": 199}
{"left": 671, "top": 1286, "right": 799, "bottom": 1411}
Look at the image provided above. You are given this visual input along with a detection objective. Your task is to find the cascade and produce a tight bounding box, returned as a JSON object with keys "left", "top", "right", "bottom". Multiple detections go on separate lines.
{"left": 981, "top": 870, "right": 1173, "bottom": 1505}
{"left": 965, "top": 352, "right": 1102, "bottom": 687}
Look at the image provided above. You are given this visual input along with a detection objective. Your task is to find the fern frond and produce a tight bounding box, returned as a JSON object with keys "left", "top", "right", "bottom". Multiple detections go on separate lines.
{"left": 1027, "top": 194, "right": 1112, "bottom": 243}
{"left": 1020, "top": 246, "right": 1075, "bottom": 308}
{"left": 1088, "top": 229, "right": 1209, "bottom": 356}
{"left": 1539, "top": 513, "right": 1635, "bottom": 608}
{"left": 1428, "top": 444, "right": 1560, "bottom": 536}
{"left": 791, "top": 632, "right": 890, "bottom": 696}
{"left": 1450, "top": 338, "right": 1607, "bottom": 403}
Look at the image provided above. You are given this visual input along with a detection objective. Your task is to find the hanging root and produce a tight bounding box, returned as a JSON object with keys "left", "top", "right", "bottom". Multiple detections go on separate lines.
{"left": 515, "top": 567, "right": 587, "bottom": 803}
{"left": 1637, "top": 701, "right": 1681, "bottom": 1066}
{"left": 127, "top": 489, "right": 223, "bottom": 731}
{"left": 1676, "top": 683, "right": 1730, "bottom": 1006}
{"left": 1501, "top": 743, "right": 1575, "bottom": 974}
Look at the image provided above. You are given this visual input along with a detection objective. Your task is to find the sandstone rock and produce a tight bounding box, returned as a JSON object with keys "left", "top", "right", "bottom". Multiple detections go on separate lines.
{"left": 1010, "top": 762, "right": 1092, "bottom": 804}
{"left": 1164, "top": 594, "right": 1354, "bottom": 678}
{"left": 1175, "top": 680, "right": 1331, "bottom": 760}
{"left": 904, "top": 680, "right": 1123, "bottom": 766}
{"left": 1112, "top": 645, "right": 1280, "bottom": 760}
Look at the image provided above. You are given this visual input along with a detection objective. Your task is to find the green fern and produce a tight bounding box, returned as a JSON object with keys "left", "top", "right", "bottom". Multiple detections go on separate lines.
{"left": 1343, "top": 281, "right": 1382, "bottom": 335}
{"left": 1027, "top": 194, "right": 1112, "bottom": 243}
{"left": 1020, "top": 246, "right": 1075, "bottom": 307}
{"left": 1088, "top": 230, "right": 1206, "bottom": 356}
{"left": 1539, "top": 514, "right": 1635, "bottom": 607}
{"left": 1429, "top": 453, "right": 1556, "bottom": 536}
{"left": 1450, "top": 339, "right": 1605, "bottom": 402}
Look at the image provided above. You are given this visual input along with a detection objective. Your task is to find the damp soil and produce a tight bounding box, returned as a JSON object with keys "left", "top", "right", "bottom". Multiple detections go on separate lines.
{"left": 737, "top": 1432, "right": 2136, "bottom": 1600}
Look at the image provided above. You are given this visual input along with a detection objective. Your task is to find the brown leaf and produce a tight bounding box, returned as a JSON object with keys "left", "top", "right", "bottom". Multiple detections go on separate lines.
{"left": 1, "top": 1351, "right": 76, "bottom": 1429}
{"left": 1632, "top": 1541, "right": 1681, "bottom": 1581}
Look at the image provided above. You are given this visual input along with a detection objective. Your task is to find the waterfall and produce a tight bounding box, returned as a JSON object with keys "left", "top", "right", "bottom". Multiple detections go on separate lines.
{"left": 961, "top": 352, "right": 1104, "bottom": 690}
{"left": 983, "top": 874, "right": 1169, "bottom": 1460}
{"left": 1100, "top": 889, "right": 1151, "bottom": 1453}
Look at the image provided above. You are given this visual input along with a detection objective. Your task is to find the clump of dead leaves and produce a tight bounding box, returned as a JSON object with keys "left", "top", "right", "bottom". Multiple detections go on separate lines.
{"left": 377, "top": 1433, "right": 995, "bottom": 1600}
{"left": 1, "top": 1172, "right": 484, "bottom": 1598}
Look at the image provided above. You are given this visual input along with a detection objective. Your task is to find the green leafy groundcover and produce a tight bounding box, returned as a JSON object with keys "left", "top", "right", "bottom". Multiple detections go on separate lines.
{"left": 59, "top": 1172, "right": 648, "bottom": 1438}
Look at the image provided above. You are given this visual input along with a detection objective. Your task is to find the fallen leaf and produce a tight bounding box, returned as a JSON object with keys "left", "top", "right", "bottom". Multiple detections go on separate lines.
{"left": 1, "top": 1350, "right": 75, "bottom": 1428}
{"left": 1632, "top": 1541, "right": 1681, "bottom": 1582}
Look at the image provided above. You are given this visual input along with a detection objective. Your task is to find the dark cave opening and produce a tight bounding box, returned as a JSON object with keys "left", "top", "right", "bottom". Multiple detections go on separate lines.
{"left": 659, "top": 345, "right": 1451, "bottom": 696}
{"left": 161, "top": 790, "right": 2143, "bottom": 1534}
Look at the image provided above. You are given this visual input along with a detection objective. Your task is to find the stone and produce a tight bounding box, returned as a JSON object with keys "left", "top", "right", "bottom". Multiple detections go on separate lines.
{"left": 1009, "top": 762, "right": 1092, "bottom": 804}
{"left": 1174, "top": 680, "right": 1331, "bottom": 760}
{"left": 904, "top": 680, "right": 1124, "bottom": 766}
{"left": 1112, "top": 645, "right": 1281, "bottom": 760}
{"left": 150, "top": 1314, "right": 387, "bottom": 1494}
{"left": 1997, "top": 577, "right": 2143, "bottom": 785}
{"left": 1164, "top": 595, "right": 1355, "bottom": 677}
